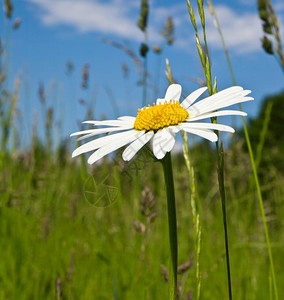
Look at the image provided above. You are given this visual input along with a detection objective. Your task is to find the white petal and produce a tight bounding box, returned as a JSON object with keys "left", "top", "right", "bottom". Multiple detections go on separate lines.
{"left": 188, "top": 87, "right": 253, "bottom": 117}
{"left": 182, "top": 128, "right": 218, "bottom": 142}
{"left": 181, "top": 122, "right": 235, "bottom": 133}
{"left": 156, "top": 98, "right": 167, "bottom": 105}
{"left": 169, "top": 125, "right": 183, "bottom": 134}
{"left": 118, "top": 116, "right": 136, "bottom": 121}
{"left": 71, "top": 126, "right": 130, "bottom": 140}
{"left": 71, "top": 128, "right": 103, "bottom": 137}
{"left": 181, "top": 86, "right": 208, "bottom": 109}
{"left": 164, "top": 84, "right": 182, "bottom": 102}
{"left": 87, "top": 131, "right": 145, "bottom": 164}
{"left": 83, "top": 119, "right": 134, "bottom": 127}
{"left": 159, "top": 128, "right": 176, "bottom": 152}
{"left": 122, "top": 131, "right": 154, "bottom": 161}
{"left": 152, "top": 131, "right": 167, "bottom": 159}
{"left": 188, "top": 110, "right": 247, "bottom": 121}
{"left": 72, "top": 129, "right": 137, "bottom": 157}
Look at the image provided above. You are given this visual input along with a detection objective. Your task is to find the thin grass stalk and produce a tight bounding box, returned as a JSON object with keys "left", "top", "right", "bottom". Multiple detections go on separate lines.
{"left": 0, "top": 77, "right": 20, "bottom": 158}
{"left": 195, "top": 215, "right": 201, "bottom": 300}
{"left": 137, "top": 0, "right": 149, "bottom": 107}
{"left": 255, "top": 101, "right": 273, "bottom": 170}
{"left": 181, "top": 130, "right": 201, "bottom": 300}
{"left": 161, "top": 152, "right": 178, "bottom": 300}
{"left": 269, "top": 270, "right": 273, "bottom": 300}
{"left": 187, "top": 1, "right": 233, "bottom": 298}
{"left": 207, "top": 1, "right": 279, "bottom": 298}
{"left": 197, "top": 0, "right": 212, "bottom": 95}
{"left": 142, "top": 47, "right": 148, "bottom": 107}
{"left": 217, "top": 143, "right": 232, "bottom": 300}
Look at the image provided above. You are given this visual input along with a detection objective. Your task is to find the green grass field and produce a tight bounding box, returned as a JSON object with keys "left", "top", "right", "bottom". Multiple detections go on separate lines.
{"left": 0, "top": 140, "right": 283, "bottom": 299}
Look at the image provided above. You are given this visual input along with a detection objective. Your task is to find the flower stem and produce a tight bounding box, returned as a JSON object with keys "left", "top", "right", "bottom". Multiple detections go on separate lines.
{"left": 162, "top": 152, "right": 178, "bottom": 300}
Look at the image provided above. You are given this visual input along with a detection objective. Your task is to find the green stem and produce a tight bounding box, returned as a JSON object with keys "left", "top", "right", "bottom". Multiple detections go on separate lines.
{"left": 217, "top": 143, "right": 232, "bottom": 300}
{"left": 161, "top": 152, "right": 178, "bottom": 300}
{"left": 181, "top": 131, "right": 202, "bottom": 300}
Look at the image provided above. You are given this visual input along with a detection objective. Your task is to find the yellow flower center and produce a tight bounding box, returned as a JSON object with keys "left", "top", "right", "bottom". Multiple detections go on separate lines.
{"left": 134, "top": 100, "right": 189, "bottom": 131}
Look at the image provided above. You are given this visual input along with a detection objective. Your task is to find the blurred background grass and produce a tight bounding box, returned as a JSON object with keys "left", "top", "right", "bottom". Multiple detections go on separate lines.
{"left": 0, "top": 0, "right": 284, "bottom": 299}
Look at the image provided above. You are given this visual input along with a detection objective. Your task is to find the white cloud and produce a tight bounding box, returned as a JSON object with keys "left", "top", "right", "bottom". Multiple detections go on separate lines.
{"left": 204, "top": 5, "right": 264, "bottom": 54}
{"left": 26, "top": 0, "right": 146, "bottom": 40}
{"left": 26, "top": 0, "right": 284, "bottom": 55}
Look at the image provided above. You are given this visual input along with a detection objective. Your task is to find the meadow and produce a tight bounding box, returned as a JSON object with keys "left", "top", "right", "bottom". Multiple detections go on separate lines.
{"left": 0, "top": 0, "right": 284, "bottom": 299}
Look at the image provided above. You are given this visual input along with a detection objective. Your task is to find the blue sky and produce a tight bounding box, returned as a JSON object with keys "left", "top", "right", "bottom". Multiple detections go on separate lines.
{"left": 1, "top": 0, "right": 284, "bottom": 148}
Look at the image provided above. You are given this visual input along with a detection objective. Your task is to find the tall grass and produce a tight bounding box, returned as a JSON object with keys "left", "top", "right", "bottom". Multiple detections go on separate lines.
{"left": 207, "top": 1, "right": 279, "bottom": 298}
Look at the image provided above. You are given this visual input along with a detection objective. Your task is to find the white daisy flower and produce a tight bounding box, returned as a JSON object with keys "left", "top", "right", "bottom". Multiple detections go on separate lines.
{"left": 71, "top": 84, "right": 253, "bottom": 164}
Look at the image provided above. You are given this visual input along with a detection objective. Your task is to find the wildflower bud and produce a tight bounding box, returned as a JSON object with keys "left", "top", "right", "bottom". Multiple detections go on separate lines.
{"left": 263, "top": 22, "right": 273, "bottom": 35}
{"left": 161, "top": 265, "right": 169, "bottom": 283}
{"left": 257, "top": 0, "right": 267, "bottom": 15}
{"left": 196, "top": 35, "right": 205, "bottom": 67}
{"left": 161, "top": 17, "right": 175, "bottom": 45}
{"left": 259, "top": 9, "right": 269, "bottom": 22}
{"left": 152, "top": 45, "right": 162, "bottom": 54}
{"left": 148, "top": 211, "right": 158, "bottom": 223}
{"left": 197, "top": 0, "right": 205, "bottom": 28}
{"left": 4, "top": 0, "right": 13, "bottom": 19}
{"left": 137, "top": 0, "right": 149, "bottom": 32}
{"left": 168, "top": 37, "right": 175, "bottom": 45}
{"left": 55, "top": 278, "right": 63, "bottom": 299}
{"left": 133, "top": 220, "right": 146, "bottom": 234}
{"left": 261, "top": 36, "right": 274, "bottom": 55}
{"left": 177, "top": 261, "right": 192, "bottom": 274}
{"left": 13, "top": 18, "right": 21, "bottom": 30}
{"left": 139, "top": 43, "right": 149, "bottom": 57}
{"left": 81, "top": 63, "right": 89, "bottom": 89}
{"left": 140, "top": 185, "right": 157, "bottom": 219}
{"left": 187, "top": 0, "right": 197, "bottom": 32}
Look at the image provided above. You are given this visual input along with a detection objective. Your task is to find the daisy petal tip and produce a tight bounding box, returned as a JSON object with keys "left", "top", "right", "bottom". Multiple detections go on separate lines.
{"left": 122, "top": 152, "right": 129, "bottom": 161}
{"left": 70, "top": 132, "right": 80, "bottom": 137}
{"left": 82, "top": 120, "right": 94, "bottom": 125}
{"left": 87, "top": 156, "right": 98, "bottom": 165}
{"left": 122, "top": 155, "right": 130, "bottom": 162}
{"left": 71, "top": 150, "right": 78, "bottom": 158}
{"left": 165, "top": 84, "right": 182, "bottom": 101}
{"left": 154, "top": 151, "right": 167, "bottom": 160}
